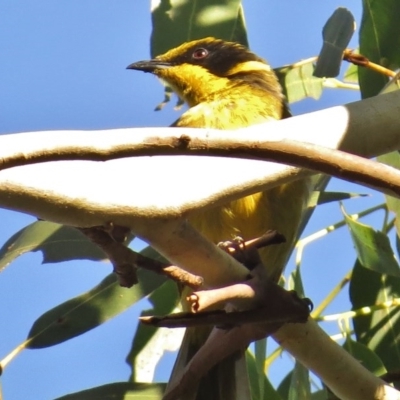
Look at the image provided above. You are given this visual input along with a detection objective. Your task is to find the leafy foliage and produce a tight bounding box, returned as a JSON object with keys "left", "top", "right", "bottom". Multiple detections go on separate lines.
{"left": 350, "top": 261, "right": 400, "bottom": 383}
{"left": 343, "top": 205, "right": 400, "bottom": 277}
{"left": 27, "top": 270, "right": 166, "bottom": 348}
{"left": 150, "top": 0, "right": 248, "bottom": 57}
{"left": 0, "top": 221, "right": 105, "bottom": 273}
{"left": 359, "top": 0, "right": 400, "bottom": 98}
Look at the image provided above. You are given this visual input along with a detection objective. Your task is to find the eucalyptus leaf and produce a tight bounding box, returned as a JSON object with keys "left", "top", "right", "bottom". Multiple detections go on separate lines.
{"left": 359, "top": 0, "right": 400, "bottom": 97}
{"left": 151, "top": 0, "right": 247, "bottom": 57}
{"left": 254, "top": 339, "right": 267, "bottom": 400}
{"left": 343, "top": 337, "right": 386, "bottom": 376}
{"left": 344, "top": 61, "right": 358, "bottom": 83}
{"left": 308, "top": 191, "right": 368, "bottom": 208}
{"left": 288, "top": 361, "right": 311, "bottom": 400}
{"left": 27, "top": 269, "right": 166, "bottom": 348}
{"left": 380, "top": 71, "right": 400, "bottom": 94}
{"left": 350, "top": 260, "right": 400, "bottom": 378}
{"left": 150, "top": 0, "right": 248, "bottom": 108}
{"left": 54, "top": 382, "right": 166, "bottom": 400}
{"left": 314, "top": 8, "right": 355, "bottom": 78}
{"left": 288, "top": 268, "right": 305, "bottom": 298}
{"left": 378, "top": 152, "right": 400, "bottom": 239}
{"left": 397, "top": 235, "right": 400, "bottom": 263}
{"left": 277, "top": 371, "right": 292, "bottom": 400}
{"left": 246, "top": 351, "right": 282, "bottom": 400}
{"left": 276, "top": 61, "right": 323, "bottom": 104}
{"left": 342, "top": 205, "right": 400, "bottom": 277}
{"left": 0, "top": 221, "right": 105, "bottom": 273}
{"left": 311, "top": 389, "right": 328, "bottom": 400}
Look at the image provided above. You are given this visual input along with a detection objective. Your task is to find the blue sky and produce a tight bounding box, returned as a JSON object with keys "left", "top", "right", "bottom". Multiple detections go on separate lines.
{"left": 1, "top": 1, "right": 385, "bottom": 399}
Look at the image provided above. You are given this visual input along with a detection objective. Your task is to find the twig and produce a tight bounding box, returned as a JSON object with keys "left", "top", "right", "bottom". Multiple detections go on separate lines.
{"left": 79, "top": 226, "right": 203, "bottom": 288}
{"left": 323, "top": 78, "right": 359, "bottom": 91}
{"left": 140, "top": 295, "right": 310, "bottom": 328}
{"left": 343, "top": 49, "right": 397, "bottom": 78}
{"left": 141, "top": 261, "right": 312, "bottom": 327}
{"left": 186, "top": 280, "right": 262, "bottom": 312}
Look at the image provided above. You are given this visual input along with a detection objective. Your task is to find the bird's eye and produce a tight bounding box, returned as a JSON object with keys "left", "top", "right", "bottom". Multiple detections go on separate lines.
{"left": 192, "top": 48, "right": 209, "bottom": 60}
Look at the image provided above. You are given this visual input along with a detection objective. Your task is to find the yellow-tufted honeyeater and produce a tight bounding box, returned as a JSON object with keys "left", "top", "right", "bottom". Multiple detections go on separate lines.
{"left": 128, "top": 38, "right": 311, "bottom": 400}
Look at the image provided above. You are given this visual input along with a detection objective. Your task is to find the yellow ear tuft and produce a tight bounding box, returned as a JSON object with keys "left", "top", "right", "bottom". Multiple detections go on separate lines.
{"left": 226, "top": 60, "right": 272, "bottom": 76}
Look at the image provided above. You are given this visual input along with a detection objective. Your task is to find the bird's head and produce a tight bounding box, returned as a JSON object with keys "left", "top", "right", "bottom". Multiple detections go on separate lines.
{"left": 127, "top": 37, "right": 282, "bottom": 107}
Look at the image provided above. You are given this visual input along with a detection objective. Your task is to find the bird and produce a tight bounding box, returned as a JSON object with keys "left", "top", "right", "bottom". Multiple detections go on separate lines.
{"left": 127, "top": 37, "right": 311, "bottom": 400}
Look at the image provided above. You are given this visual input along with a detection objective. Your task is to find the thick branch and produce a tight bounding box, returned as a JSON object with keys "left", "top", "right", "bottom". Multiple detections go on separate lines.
{"left": 3, "top": 90, "right": 400, "bottom": 169}
{"left": 273, "top": 320, "right": 400, "bottom": 400}
{"left": 1, "top": 91, "right": 400, "bottom": 229}
{"left": 2, "top": 134, "right": 399, "bottom": 198}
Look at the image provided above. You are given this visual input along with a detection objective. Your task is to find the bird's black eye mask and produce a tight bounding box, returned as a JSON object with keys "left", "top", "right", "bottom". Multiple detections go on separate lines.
{"left": 169, "top": 41, "right": 264, "bottom": 77}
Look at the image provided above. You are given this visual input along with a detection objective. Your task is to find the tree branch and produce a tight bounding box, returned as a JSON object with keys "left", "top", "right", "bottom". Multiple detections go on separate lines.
{"left": 3, "top": 133, "right": 399, "bottom": 197}
{"left": 1, "top": 91, "right": 400, "bottom": 230}
{"left": 79, "top": 226, "right": 203, "bottom": 289}
{"left": 273, "top": 320, "right": 400, "bottom": 400}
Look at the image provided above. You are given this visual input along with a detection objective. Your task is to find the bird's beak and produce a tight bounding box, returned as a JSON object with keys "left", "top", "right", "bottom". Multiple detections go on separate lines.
{"left": 126, "top": 59, "right": 172, "bottom": 73}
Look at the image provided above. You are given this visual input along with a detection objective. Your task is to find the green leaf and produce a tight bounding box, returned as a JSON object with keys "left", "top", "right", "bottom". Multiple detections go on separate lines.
{"left": 350, "top": 260, "right": 400, "bottom": 380}
{"left": 344, "top": 61, "right": 358, "bottom": 83}
{"left": 311, "top": 389, "right": 328, "bottom": 400}
{"left": 139, "top": 245, "right": 169, "bottom": 264}
{"left": 246, "top": 351, "right": 282, "bottom": 400}
{"left": 150, "top": 0, "right": 248, "bottom": 108}
{"left": 342, "top": 205, "right": 400, "bottom": 277}
{"left": 308, "top": 191, "right": 368, "bottom": 208}
{"left": 314, "top": 8, "right": 355, "bottom": 78}
{"left": 316, "top": 191, "right": 368, "bottom": 205}
{"left": 288, "top": 267, "right": 305, "bottom": 298}
{"left": 275, "top": 61, "right": 323, "bottom": 104}
{"left": 380, "top": 71, "right": 400, "bottom": 94}
{"left": 0, "top": 221, "right": 105, "bottom": 272}
{"left": 396, "top": 235, "right": 400, "bottom": 262}
{"left": 230, "top": 4, "right": 248, "bottom": 48}
{"left": 277, "top": 371, "right": 292, "bottom": 400}
{"left": 359, "top": 0, "right": 400, "bottom": 98}
{"left": 27, "top": 269, "right": 166, "bottom": 348}
{"left": 297, "top": 175, "right": 331, "bottom": 239}
{"left": 288, "top": 361, "right": 311, "bottom": 400}
{"left": 54, "top": 382, "right": 166, "bottom": 400}
{"left": 127, "top": 280, "right": 181, "bottom": 381}
{"left": 254, "top": 339, "right": 267, "bottom": 400}
{"left": 151, "top": 0, "right": 248, "bottom": 57}
{"left": 378, "top": 152, "right": 400, "bottom": 238}
{"left": 343, "top": 337, "right": 386, "bottom": 376}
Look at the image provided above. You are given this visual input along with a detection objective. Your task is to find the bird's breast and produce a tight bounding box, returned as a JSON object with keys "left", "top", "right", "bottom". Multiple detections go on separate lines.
{"left": 189, "top": 178, "right": 310, "bottom": 280}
